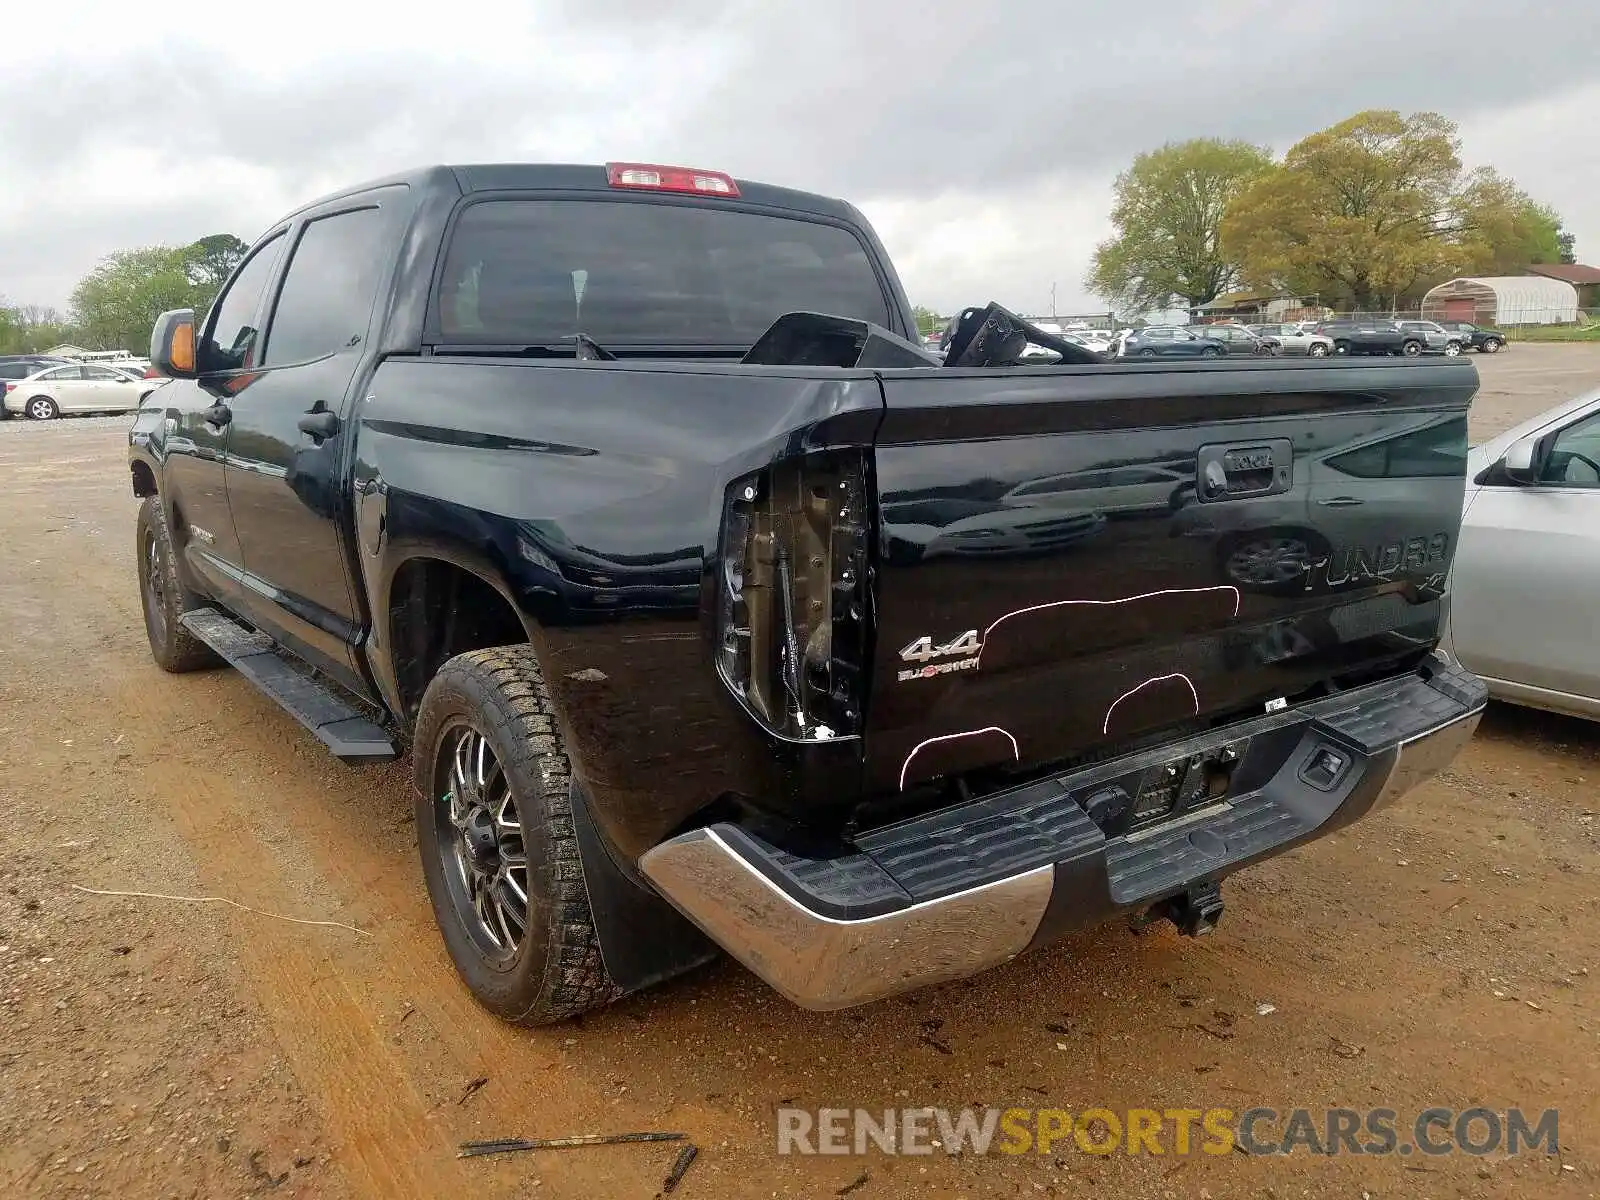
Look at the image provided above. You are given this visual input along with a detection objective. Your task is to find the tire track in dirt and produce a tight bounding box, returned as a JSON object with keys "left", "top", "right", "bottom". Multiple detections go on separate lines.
{"left": 34, "top": 521, "right": 664, "bottom": 1196}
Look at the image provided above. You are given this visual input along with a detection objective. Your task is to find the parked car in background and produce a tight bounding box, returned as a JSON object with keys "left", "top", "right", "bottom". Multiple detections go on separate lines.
{"left": 0, "top": 355, "right": 75, "bottom": 418}
{"left": 1248, "top": 323, "right": 1333, "bottom": 357}
{"left": 1119, "top": 326, "right": 1226, "bottom": 358}
{"left": 1445, "top": 386, "right": 1600, "bottom": 721}
{"left": 1199, "top": 324, "right": 1274, "bottom": 356}
{"left": 1063, "top": 330, "right": 1114, "bottom": 355}
{"left": 1398, "top": 320, "right": 1460, "bottom": 355}
{"left": 1434, "top": 321, "right": 1507, "bottom": 354}
{"left": 3, "top": 361, "right": 166, "bottom": 419}
{"left": 1315, "top": 321, "right": 1432, "bottom": 357}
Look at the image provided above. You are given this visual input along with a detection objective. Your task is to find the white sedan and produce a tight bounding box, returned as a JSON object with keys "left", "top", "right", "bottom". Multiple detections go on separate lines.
{"left": 3, "top": 362, "right": 168, "bottom": 420}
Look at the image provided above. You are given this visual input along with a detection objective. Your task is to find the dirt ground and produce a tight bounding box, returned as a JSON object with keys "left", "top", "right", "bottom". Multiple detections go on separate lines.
{"left": 1, "top": 346, "right": 1597, "bottom": 1200}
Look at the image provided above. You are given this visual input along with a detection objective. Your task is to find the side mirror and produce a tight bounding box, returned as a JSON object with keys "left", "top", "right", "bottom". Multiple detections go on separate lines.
{"left": 150, "top": 309, "right": 198, "bottom": 379}
{"left": 1500, "top": 433, "right": 1543, "bottom": 486}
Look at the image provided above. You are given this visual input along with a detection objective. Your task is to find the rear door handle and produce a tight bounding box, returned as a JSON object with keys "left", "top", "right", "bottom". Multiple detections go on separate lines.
{"left": 1316, "top": 496, "right": 1364, "bottom": 508}
{"left": 204, "top": 402, "right": 232, "bottom": 428}
{"left": 298, "top": 408, "right": 340, "bottom": 441}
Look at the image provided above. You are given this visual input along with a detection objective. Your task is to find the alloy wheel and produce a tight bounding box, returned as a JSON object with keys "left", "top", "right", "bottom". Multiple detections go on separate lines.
{"left": 436, "top": 723, "right": 529, "bottom": 958}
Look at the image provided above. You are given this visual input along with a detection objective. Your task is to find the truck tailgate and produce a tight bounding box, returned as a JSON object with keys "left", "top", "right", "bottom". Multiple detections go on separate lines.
{"left": 868, "top": 359, "right": 1477, "bottom": 793}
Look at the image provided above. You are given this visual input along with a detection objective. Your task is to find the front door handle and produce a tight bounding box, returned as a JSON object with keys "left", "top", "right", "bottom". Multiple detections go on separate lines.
{"left": 203, "top": 402, "right": 232, "bottom": 427}
{"left": 1316, "top": 496, "right": 1364, "bottom": 508}
{"left": 298, "top": 408, "right": 340, "bottom": 441}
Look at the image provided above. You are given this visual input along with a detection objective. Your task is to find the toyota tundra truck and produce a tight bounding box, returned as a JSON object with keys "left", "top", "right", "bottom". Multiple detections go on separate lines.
{"left": 128, "top": 162, "right": 1486, "bottom": 1023}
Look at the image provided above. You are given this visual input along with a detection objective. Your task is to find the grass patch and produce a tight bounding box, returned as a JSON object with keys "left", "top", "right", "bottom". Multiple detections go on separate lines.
{"left": 1509, "top": 324, "right": 1600, "bottom": 343}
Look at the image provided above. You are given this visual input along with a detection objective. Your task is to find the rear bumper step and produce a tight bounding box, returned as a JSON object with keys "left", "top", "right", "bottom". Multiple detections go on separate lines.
{"left": 179, "top": 608, "right": 397, "bottom": 764}
{"left": 640, "top": 659, "right": 1485, "bottom": 1010}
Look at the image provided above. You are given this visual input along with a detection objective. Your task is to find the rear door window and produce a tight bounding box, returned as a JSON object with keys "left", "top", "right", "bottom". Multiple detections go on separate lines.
{"left": 434, "top": 199, "right": 892, "bottom": 346}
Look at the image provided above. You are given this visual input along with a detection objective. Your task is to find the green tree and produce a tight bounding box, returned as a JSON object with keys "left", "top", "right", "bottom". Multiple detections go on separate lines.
{"left": 183, "top": 233, "right": 249, "bottom": 298}
{"left": 70, "top": 247, "right": 203, "bottom": 352}
{"left": 1557, "top": 229, "right": 1577, "bottom": 265}
{"left": 1086, "top": 138, "right": 1274, "bottom": 313}
{"left": 911, "top": 305, "right": 944, "bottom": 335}
{"left": 1453, "top": 170, "right": 1564, "bottom": 273}
{"left": 0, "top": 302, "right": 76, "bottom": 354}
{"left": 1221, "top": 110, "right": 1566, "bottom": 308}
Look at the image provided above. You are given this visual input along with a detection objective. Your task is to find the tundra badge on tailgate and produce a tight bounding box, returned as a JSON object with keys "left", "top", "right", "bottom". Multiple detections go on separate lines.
{"left": 898, "top": 630, "right": 981, "bottom": 681}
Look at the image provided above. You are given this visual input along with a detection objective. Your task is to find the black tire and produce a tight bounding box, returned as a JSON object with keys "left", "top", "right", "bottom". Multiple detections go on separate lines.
{"left": 1401, "top": 340, "right": 1423, "bottom": 357}
{"left": 1309, "top": 342, "right": 1330, "bottom": 357}
{"left": 1137, "top": 348, "right": 1157, "bottom": 358}
{"left": 1444, "top": 341, "right": 1462, "bottom": 357}
{"left": 414, "top": 646, "right": 621, "bottom": 1025}
{"left": 1201, "top": 346, "right": 1223, "bottom": 358}
{"left": 26, "top": 396, "right": 58, "bottom": 420}
{"left": 1481, "top": 337, "right": 1502, "bottom": 353}
{"left": 135, "top": 496, "right": 222, "bottom": 673}
{"left": 1333, "top": 340, "right": 1351, "bottom": 355}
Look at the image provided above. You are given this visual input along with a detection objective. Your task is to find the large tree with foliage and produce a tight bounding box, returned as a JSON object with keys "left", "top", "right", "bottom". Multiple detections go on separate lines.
{"left": 68, "top": 233, "right": 248, "bottom": 352}
{"left": 1221, "top": 110, "right": 1566, "bottom": 308}
{"left": 1086, "top": 138, "right": 1274, "bottom": 313}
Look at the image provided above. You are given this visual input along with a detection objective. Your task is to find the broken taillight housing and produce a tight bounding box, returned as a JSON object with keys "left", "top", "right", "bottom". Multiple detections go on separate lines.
{"left": 716, "top": 452, "right": 871, "bottom": 742}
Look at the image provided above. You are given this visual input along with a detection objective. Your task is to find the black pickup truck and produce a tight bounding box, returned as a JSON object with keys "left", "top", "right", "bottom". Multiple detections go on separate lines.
{"left": 129, "top": 162, "right": 1486, "bottom": 1023}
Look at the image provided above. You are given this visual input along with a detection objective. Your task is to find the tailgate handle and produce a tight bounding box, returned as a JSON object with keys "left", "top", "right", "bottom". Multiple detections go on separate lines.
{"left": 1197, "top": 439, "right": 1293, "bottom": 502}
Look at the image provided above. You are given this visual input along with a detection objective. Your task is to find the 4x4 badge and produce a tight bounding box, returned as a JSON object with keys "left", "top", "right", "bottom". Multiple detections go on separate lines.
{"left": 897, "top": 630, "right": 981, "bottom": 681}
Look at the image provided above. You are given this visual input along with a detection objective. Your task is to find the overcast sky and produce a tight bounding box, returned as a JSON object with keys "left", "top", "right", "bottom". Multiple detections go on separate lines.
{"left": 3, "top": 0, "right": 1597, "bottom": 318}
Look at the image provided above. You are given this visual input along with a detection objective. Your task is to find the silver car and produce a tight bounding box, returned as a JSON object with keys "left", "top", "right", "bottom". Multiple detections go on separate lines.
{"left": 1249, "top": 323, "right": 1333, "bottom": 357}
{"left": 1444, "top": 386, "right": 1600, "bottom": 720}
{"left": 1398, "top": 320, "right": 1461, "bottom": 356}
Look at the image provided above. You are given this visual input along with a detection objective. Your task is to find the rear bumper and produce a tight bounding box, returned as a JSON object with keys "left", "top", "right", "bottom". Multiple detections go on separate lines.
{"left": 640, "top": 658, "right": 1486, "bottom": 1010}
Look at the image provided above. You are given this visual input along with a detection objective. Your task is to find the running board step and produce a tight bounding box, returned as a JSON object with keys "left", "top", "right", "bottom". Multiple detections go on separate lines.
{"left": 179, "top": 608, "right": 398, "bottom": 764}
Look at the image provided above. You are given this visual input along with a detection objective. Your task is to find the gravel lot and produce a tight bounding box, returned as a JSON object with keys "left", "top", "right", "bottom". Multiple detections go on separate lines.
{"left": 1, "top": 346, "right": 1597, "bottom": 1199}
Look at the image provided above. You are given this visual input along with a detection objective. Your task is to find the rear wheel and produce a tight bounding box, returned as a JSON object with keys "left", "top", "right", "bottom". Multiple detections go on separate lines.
{"left": 26, "top": 396, "right": 58, "bottom": 420}
{"left": 135, "top": 497, "right": 222, "bottom": 673}
{"left": 1201, "top": 346, "right": 1223, "bottom": 359}
{"left": 1481, "top": 337, "right": 1503, "bottom": 353}
{"left": 414, "top": 646, "right": 621, "bottom": 1025}
{"left": 1444, "top": 342, "right": 1461, "bottom": 356}
{"left": 1401, "top": 340, "right": 1423, "bottom": 357}
{"left": 1137, "top": 348, "right": 1157, "bottom": 358}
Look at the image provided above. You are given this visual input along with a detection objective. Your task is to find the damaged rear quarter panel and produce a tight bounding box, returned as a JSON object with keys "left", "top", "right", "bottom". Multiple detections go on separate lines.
{"left": 355, "top": 356, "right": 884, "bottom": 859}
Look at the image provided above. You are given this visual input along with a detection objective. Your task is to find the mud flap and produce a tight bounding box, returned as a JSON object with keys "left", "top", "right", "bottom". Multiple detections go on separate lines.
{"left": 569, "top": 779, "right": 718, "bottom": 994}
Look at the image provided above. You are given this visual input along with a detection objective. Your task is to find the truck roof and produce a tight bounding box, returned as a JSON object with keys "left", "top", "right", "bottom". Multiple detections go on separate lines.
{"left": 281, "top": 163, "right": 862, "bottom": 226}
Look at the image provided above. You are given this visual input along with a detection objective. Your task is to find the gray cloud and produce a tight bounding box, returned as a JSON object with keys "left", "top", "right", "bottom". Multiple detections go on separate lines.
{"left": 2, "top": 0, "right": 1596, "bottom": 315}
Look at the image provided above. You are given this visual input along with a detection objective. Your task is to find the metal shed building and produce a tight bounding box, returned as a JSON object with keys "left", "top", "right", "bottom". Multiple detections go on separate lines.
{"left": 1421, "top": 276, "right": 1579, "bottom": 326}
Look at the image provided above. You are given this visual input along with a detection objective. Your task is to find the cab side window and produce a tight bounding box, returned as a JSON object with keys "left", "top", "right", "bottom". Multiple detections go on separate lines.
{"left": 199, "top": 233, "right": 285, "bottom": 373}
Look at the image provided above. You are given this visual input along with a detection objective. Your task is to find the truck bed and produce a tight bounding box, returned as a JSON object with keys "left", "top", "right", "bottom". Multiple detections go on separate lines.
{"left": 359, "top": 353, "right": 1477, "bottom": 854}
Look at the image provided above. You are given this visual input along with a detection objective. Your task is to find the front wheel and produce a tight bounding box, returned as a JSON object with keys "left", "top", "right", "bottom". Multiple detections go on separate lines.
{"left": 1333, "top": 341, "right": 1351, "bottom": 355}
{"left": 1481, "top": 338, "right": 1503, "bottom": 353}
{"left": 1137, "top": 348, "right": 1157, "bottom": 358}
{"left": 1201, "top": 346, "right": 1223, "bottom": 359}
{"left": 1308, "top": 342, "right": 1330, "bottom": 357}
{"left": 135, "top": 497, "right": 222, "bottom": 673}
{"left": 414, "top": 646, "right": 621, "bottom": 1025}
{"left": 26, "top": 396, "right": 59, "bottom": 420}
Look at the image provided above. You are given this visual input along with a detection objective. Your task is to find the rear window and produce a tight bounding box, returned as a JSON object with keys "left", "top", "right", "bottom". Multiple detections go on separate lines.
{"left": 434, "top": 199, "right": 892, "bottom": 346}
